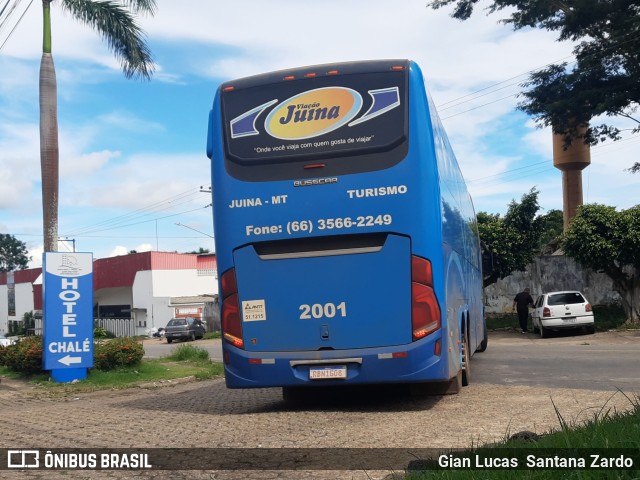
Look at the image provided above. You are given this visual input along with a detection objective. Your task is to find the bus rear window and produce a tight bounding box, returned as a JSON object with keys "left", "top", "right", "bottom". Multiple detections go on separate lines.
{"left": 219, "top": 62, "right": 408, "bottom": 179}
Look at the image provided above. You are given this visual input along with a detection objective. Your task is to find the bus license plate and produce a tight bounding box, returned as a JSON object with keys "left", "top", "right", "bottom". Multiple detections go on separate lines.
{"left": 309, "top": 366, "right": 347, "bottom": 380}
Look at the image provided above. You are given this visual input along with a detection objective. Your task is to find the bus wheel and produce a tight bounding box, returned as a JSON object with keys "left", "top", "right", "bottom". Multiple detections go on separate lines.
{"left": 477, "top": 326, "right": 488, "bottom": 352}
{"left": 461, "top": 330, "right": 471, "bottom": 387}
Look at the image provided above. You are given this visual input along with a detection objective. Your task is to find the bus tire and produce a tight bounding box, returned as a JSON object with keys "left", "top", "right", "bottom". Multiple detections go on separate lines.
{"left": 477, "top": 326, "right": 488, "bottom": 352}
{"left": 461, "top": 330, "right": 471, "bottom": 387}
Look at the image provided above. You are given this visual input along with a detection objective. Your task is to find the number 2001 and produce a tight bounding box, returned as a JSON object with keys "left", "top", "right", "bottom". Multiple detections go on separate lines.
{"left": 299, "top": 302, "right": 347, "bottom": 319}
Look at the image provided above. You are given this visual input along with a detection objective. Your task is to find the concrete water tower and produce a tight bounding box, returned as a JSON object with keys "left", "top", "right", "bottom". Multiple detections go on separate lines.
{"left": 552, "top": 125, "right": 591, "bottom": 231}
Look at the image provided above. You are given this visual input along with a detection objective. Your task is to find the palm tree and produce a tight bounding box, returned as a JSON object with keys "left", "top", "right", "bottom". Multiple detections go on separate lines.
{"left": 40, "top": 0, "right": 156, "bottom": 252}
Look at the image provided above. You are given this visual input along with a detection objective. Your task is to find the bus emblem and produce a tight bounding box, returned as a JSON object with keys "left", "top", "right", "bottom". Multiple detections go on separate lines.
{"left": 265, "top": 87, "right": 362, "bottom": 140}
{"left": 293, "top": 177, "right": 338, "bottom": 187}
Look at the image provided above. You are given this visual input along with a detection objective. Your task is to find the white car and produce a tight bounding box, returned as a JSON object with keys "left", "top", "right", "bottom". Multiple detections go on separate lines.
{"left": 0, "top": 334, "right": 14, "bottom": 347}
{"left": 532, "top": 291, "right": 595, "bottom": 338}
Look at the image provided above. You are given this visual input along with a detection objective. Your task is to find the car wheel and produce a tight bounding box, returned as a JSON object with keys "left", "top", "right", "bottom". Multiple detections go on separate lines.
{"left": 584, "top": 325, "right": 596, "bottom": 335}
{"left": 461, "top": 329, "right": 471, "bottom": 387}
{"left": 166, "top": 338, "right": 173, "bottom": 344}
{"left": 189, "top": 332, "right": 196, "bottom": 342}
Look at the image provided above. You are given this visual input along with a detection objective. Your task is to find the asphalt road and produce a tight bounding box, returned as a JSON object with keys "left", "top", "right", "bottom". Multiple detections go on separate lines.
{"left": 472, "top": 329, "right": 640, "bottom": 392}
{"left": 143, "top": 329, "right": 640, "bottom": 392}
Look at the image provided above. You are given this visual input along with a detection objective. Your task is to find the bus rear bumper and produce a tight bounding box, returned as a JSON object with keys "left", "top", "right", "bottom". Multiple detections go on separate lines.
{"left": 222, "top": 336, "right": 449, "bottom": 389}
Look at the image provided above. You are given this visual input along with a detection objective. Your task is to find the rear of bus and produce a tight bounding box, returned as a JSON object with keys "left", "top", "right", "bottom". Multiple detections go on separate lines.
{"left": 207, "top": 60, "right": 455, "bottom": 389}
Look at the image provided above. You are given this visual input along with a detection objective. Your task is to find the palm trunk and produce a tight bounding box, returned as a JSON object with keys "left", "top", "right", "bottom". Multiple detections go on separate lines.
{"left": 40, "top": 0, "right": 58, "bottom": 252}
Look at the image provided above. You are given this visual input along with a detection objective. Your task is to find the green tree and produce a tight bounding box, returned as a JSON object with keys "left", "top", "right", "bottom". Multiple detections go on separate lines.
{"left": 0, "top": 234, "right": 30, "bottom": 272}
{"left": 40, "top": 0, "right": 156, "bottom": 252}
{"left": 187, "top": 247, "right": 211, "bottom": 254}
{"left": 478, "top": 188, "right": 542, "bottom": 287}
{"left": 536, "top": 208, "right": 563, "bottom": 253}
{"left": 428, "top": 0, "right": 640, "bottom": 171}
{"left": 562, "top": 204, "right": 640, "bottom": 324}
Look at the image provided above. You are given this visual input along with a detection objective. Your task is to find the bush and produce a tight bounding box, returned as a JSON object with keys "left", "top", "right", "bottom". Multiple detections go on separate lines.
{"left": 93, "top": 337, "right": 144, "bottom": 371}
{"left": 93, "top": 326, "right": 108, "bottom": 339}
{"left": 166, "top": 344, "right": 210, "bottom": 362}
{"left": 0, "top": 336, "right": 44, "bottom": 375}
{"left": 485, "top": 313, "right": 518, "bottom": 330}
{"left": 0, "top": 345, "right": 7, "bottom": 367}
{"left": 592, "top": 303, "right": 628, "bottom": 330}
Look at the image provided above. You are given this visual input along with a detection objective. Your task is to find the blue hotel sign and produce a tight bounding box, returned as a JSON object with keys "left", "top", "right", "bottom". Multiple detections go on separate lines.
{"left": 43, "top": 252, "right": 94, "bottom": 382}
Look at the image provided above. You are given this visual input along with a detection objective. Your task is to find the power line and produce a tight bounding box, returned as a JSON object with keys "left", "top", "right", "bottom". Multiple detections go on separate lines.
{"left": 62, "top": 204, "right": 212, "bottom": 237}
{"left": 466, "top": 134, "right": 640, "bottom": 186}
{"left": 435, "top": 29, "right": 640, "bottom": 117}
{"left": 436, "top": 54, "right": 575, "bottom": 110}
{"left": 0, "top": 0, "right": 33, "bottom": 52}
{"left": 63, "top": 187, "right": 205, "bottom": 237}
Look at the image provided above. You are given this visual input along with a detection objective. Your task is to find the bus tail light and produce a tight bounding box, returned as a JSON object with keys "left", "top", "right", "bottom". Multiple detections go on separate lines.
{"left": 221, "top": 268, "right": 244, "bottom": 348}
{"left": 411, "top": 256, "right": 441, "bottom": 341}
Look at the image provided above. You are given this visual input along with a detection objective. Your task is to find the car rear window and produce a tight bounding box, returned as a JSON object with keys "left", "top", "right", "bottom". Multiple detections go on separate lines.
{"left": 548, "top": 292, "right": 586, "bottom": 306}
{"left": 167, "top": 319, "right": 187, "bottom": 326}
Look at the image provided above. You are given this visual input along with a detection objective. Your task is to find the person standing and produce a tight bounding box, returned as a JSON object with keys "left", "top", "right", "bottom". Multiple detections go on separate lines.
{"left": 512, "top": 287, "right": 534, "bottom": 334}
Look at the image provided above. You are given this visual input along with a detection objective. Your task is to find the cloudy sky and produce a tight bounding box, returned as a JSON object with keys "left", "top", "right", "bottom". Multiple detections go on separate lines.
{"left": 1, "top": 0, "right": 638, "bottom": 268}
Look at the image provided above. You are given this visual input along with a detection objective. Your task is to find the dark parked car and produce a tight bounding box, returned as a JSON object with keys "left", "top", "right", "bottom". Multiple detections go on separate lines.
{"left": 164, "top": 317, "right": 206, "bottom": 343}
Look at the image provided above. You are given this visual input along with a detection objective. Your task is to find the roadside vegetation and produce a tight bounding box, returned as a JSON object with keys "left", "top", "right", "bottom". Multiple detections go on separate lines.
{"left": 486, "top": 303, "right": 631, "bottom": 332}
{"left": 0, "top": 338, "right": 222, "bottom": 395}
{"left": 407, "top": 393, "right": 640, "bottom": 479}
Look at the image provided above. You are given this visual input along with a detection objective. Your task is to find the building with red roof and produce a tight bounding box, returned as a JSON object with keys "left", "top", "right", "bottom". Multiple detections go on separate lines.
{"left": 0, "top": 251, "right": 217, "bottom": 336}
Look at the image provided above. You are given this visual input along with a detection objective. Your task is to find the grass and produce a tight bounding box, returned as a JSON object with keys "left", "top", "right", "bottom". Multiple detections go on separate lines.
{"left": 0, "top": 344, "right": 223, "bottom": 395}
{"left": 406, "top": 393, "right": 640, "bottom": 479}
{"left": 486, "top": 303, "right": 632, "bottom": 332}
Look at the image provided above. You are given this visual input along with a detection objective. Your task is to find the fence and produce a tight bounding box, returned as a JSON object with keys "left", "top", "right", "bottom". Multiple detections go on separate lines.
{"left": 20, "top": 317, "right": 137, "bottom": 338}
{"left": 94, "top": 318, "right": 137, "bottom": 338}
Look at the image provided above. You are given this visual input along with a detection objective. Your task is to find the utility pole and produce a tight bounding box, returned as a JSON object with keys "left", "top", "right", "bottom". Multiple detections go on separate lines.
{"left": 58, "top": 237, "right": 76, "bottom": 252}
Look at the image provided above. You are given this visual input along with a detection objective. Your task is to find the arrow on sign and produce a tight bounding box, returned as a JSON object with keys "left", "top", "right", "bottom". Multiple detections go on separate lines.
{"left": 58, "top": 355, "right": 82, "bottom": 366}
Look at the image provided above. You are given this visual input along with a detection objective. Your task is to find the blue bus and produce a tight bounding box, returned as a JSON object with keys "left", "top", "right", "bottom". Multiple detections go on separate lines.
{"left": 207, "top": 59, "right": 487, "bottom": 396}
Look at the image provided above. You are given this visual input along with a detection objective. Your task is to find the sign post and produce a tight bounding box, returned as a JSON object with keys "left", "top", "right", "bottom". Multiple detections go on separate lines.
{"left": 43, "top": 252, "right": 94, "bottom": 382}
